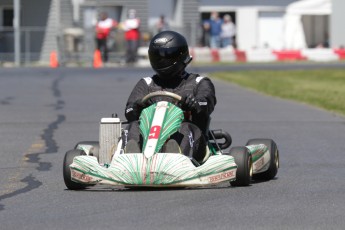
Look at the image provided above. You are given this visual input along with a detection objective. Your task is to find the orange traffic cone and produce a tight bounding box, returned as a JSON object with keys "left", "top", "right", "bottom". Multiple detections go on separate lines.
{"left": 93, "top": 49, "right": 103, "bottom": 68}
{"left": 50, "top": 51, "right": 59, "bottom": 68}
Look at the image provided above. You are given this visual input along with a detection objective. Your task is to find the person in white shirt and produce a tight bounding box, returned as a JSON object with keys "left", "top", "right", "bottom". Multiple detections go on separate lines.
{"left": 220, "top": 14, "right": 236, "bottom": 48}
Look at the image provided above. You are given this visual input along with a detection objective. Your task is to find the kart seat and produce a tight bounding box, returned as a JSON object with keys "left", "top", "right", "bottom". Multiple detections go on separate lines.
{"left": 200, "top": 146, "right": 211, "bottom": 164}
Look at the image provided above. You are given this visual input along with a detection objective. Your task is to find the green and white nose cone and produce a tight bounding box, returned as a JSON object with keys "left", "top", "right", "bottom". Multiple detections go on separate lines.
{"left": 143, "top": 101, "right": 169, "bottom": 158}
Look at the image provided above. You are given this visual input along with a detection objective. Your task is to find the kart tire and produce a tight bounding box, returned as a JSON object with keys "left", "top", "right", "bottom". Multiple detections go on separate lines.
{"left": 246, "top": 139, "right": 279, "bottom": 181}
{"left": 63, "top": 149, "right": 88, "bottom": 190}
{"left": 74, "top": 141, "right": 99, "bottom": 160}
{"left": 229, "top": 146, "right": 252, "bottom": 186}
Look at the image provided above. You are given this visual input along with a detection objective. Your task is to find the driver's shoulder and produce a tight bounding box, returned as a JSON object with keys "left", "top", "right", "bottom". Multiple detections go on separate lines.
{"left": 188, "top": 73, "right": 210, "bottom": 84}
{"left": 142, "top": 76, "right": 153, "bottom": 85}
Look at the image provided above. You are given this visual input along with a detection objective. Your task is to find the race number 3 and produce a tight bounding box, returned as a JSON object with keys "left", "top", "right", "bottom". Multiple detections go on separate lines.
{"left": 148, "top": 126, "right": 161, "bottom": 139}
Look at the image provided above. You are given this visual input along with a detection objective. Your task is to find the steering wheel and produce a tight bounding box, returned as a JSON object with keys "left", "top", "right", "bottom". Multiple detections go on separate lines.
{"left": 141, "top": 91, "right": 182, "bottom": 103}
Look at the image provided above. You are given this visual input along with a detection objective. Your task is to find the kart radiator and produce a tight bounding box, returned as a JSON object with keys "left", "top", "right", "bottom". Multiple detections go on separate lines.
{"left": 99, "top": 117, "right": 121, "bottom": 165}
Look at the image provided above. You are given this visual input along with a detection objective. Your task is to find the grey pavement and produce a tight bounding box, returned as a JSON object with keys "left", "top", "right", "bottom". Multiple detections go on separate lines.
{"left": 0, "top": 65, "right": 344, "bottom": 230}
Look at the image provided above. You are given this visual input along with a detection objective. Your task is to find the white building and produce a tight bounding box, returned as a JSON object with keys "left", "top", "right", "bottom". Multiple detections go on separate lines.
{"left": 199, "top": 0, "right": 339, "bottom": 50}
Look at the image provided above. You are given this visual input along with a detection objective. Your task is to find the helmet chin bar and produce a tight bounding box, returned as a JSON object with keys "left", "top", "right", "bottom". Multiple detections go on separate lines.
{"left": 184, "top": 55, "right": 193, "bottom": 65}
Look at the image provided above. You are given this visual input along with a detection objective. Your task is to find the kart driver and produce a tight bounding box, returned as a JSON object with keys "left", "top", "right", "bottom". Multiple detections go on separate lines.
{"left": 124, "top": 30, "right": 217, "bottom": 163}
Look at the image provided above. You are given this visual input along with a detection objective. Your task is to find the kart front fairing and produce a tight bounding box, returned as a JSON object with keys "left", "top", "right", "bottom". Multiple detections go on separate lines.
{"left": 70, "top": 153, "right": 237, "bottom": 187}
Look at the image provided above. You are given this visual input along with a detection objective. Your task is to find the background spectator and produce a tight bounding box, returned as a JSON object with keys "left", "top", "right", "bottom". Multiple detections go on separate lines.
{"left": 156, "top": 15, "right": 170, "bottom": 33}
{"left": 95, "top": 12, "right": 117, "bottom": 63}
{"left": 201, "top": 21, "right": 210, "bottom": 47}
{"left": 221, "top": 14, "right": 236, "bottom": 48}
{"left": 121, "top": 9, "right": 141, "bottom": 64}
{"left": 203, "top": 11, "right": 222, "bottom": 48}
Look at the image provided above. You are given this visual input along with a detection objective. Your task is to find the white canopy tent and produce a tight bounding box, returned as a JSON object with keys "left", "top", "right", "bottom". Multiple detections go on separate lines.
{"left": 284, "top": 0, "right": 331, "bottom": 49}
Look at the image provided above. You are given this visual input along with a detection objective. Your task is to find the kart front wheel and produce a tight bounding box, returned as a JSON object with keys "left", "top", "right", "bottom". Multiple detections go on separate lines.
{"left": 63, "top": 149, "right": 87, "bottom": 190}
{"left": 246, "top": 139, "right": 279, "bottom": 181}
{"left": 229, "top": 146, "right": 252, "bottom": 186}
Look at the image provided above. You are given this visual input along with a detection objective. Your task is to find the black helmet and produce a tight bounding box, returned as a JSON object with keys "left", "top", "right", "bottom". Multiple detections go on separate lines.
{"left": 148, "top": 31, "right": 192, "bottom": 79}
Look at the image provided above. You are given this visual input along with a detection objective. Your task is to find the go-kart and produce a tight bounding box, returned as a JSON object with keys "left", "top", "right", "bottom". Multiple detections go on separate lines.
{"left": 63, "top": 91, "right": 279, "bottom": 190}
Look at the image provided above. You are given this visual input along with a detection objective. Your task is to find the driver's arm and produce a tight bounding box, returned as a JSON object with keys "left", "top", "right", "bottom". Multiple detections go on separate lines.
{"left": 125, "top": 79, "right": 150, "bottom": 122}
{"left": 193, "top": 77, "right": 217, "bottom": 116}
{"left": 191, "top": 77, "right": 217, "bottom": 133}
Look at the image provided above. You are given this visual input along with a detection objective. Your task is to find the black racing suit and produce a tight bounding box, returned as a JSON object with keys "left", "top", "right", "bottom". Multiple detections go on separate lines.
{"left": 124, "top": 72, "right": 217, "bottom": 162}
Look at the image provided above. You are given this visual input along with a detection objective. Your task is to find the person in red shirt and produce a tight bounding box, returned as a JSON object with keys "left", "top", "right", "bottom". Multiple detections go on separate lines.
{"left": 122, "top": 9, "right": 140, "bottom": 64}
{"left": 95, "top": 12, "right": 117, "bottom": 63}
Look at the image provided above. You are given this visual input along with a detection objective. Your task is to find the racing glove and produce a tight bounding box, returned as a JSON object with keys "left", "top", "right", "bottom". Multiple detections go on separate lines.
{"left": 180, "top": 94, "right": 201, "bottom": 113}
{"left": 133, "top": 99, "right": 148, "bottom": 115}
{"left": 126, "top": 99, "right": 148, "bottom": 121}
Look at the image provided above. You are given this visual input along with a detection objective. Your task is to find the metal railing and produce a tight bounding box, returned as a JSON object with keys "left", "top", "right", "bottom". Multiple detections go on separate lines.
{"left": 0, "top": 26, "right": 46, "bottom": 66}
{"left": 0, "top": 23, "right": 201, "bottom": 67}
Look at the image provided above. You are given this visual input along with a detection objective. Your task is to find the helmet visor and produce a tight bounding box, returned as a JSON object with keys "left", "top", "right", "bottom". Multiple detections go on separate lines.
{"left": 149, "top": 46, "right": 186, "bottom": 69}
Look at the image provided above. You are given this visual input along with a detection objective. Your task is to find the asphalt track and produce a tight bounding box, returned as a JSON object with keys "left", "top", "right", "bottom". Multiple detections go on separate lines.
{"left": 0, "top": 63, "right": 345, "bottom": 229}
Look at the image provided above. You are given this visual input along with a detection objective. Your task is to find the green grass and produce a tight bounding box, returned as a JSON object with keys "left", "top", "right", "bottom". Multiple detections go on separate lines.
{"left": 211, "top": 69, "right": 345, "bottom": 116}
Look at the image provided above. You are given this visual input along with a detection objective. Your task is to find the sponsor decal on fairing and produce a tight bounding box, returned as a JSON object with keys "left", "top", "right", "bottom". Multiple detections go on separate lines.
{"left": 72, "top": 170, "right": 93, "bottom": 182}
{"left": 208, "top": 170, "right": 235, "bottom": 183}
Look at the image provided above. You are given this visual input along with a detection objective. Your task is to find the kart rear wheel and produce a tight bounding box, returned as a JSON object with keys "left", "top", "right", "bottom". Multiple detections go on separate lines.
{"left": 229, "top": 146, "right": 252, "bottom": 186}
{"left": 63, "top": 149, "right": 88, "bottom": 190}
{"left": 246, "top": 139, "right": 279, "bottom": 181}
{"left": 74, "top": 141, "right": 99, "bottom": 160}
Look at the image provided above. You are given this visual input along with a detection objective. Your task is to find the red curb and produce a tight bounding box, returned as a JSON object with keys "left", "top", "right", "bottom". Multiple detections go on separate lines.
{"left": 234, "top": 50, "right": 247, "bottom": 62}
{"left": 211, "top": 49, "right": 220, "bottom": 62}
{"left": 273, "top": 50, "right": 306, "bottom": 61}
{"left": 334, "top": 49, "right": 345, "bottom": 60}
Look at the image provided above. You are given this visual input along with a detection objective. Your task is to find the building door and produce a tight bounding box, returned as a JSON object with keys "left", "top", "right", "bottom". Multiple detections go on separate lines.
{"left": 0, "top": 7, "right": 14, "bottom": 54}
